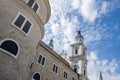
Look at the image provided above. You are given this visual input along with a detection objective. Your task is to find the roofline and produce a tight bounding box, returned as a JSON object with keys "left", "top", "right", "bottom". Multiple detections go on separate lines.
{"left": 39, "top": 41, "right": 70, "bottom": 66}
{"left": 43, "top": 0, "right": 51, "bottom": 24}
{"left": 38, "top": 41, "right": 79, "bottom": 75}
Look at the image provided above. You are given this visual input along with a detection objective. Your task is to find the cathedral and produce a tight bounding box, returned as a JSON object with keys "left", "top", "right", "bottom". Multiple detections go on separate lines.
{"left": 0, "top": 0, "right": 89, "bottom": 80}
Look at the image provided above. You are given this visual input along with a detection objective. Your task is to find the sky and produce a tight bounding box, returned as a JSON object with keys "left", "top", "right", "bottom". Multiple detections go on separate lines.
{"left": 43, "top": 0, "right": 120, "bottom": 80}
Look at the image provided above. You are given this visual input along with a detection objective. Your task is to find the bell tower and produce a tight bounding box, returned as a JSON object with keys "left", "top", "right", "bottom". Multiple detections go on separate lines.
{"left": 69, "top": 31, "right": 89, "bottom": 80}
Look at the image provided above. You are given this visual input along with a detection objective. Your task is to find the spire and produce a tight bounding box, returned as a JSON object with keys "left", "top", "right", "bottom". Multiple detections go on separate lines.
{"left": 60, "top": 50, "right": 69, "bottom": 62}
{"left": 75, "top": 31, "right": 83, "bottom": 39}
{"left": 99, "top": 71, "right": 103, "bottom": 80}
{"left": 60, "top": 50, "right": 67, "bottom": 58}
{"left": 74, "top": 31, "right": 84, "bottom": 43}
{"left": 49, "top": 39, "right": 54, "bottom": 48}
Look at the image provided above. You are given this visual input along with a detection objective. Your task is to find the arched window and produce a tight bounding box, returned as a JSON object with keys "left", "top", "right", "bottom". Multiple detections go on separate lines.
{"left": 75, "top": 49, "right": 78, "bottom": 54}
{"left": 74, "top": 67, "right": 77, "bottom": 72}
{"left": 32, "top": 72, "right": 41, "bottom": 80}
{"left": 74, "top": 65, "right": 78, "bottom": 72}
{"left": 0, "top": 38, "right": 20, "bottom": 58}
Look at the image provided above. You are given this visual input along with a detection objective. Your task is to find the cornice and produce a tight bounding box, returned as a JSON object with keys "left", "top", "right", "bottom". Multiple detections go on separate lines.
{"left": 43, "top": 0, "right": 51, "bottom": 24}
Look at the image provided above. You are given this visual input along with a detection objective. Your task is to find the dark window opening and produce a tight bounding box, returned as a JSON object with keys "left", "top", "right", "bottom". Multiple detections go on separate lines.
{"left": 0, "top": 40, "right": 18, "bottom": 56}
{"left": 83, "top": 51, "right": 85, "bottom": 55}
{"left": 33, "top": 3, "right": 38, "bottom": 12}
{"left": 22, "top": 20, "right": 31, "bottom": 33}
{"left": 38, "top": 55, "right": 42, "bottom": 64}
{"left": 74, "top": 68, "right": 77, "bottom": 72}
{"left": 55, "top": 66, "right": 58, "bottom": 73}
{"left": 27, "top": 0, "right": 34, "bottom": 7}
{"left": 41, "top": 57, "right": 45, "bottom": 65}
{"left": 84, "top": 70, "right": 86, "bottom": 76}
{"left": 53, "top": 64, "right": 55, "bottom": 72}
{"left": 30, "top": 62, "right": 33, "bottom": 69}
{"left": 72, "top": 77, "right": 76, "bottom": 80}
{"left": 14, "top": 15, "right": 25, "bottom": 28}
{"left": 53, "top": 64, "right": 58, "bottom": 73}
{"left": 33, "top": 73, "right": 40, "bottom": 80}
{"left": 38, "top": 55, "right": 45, "bottom": 66}
{"left": 64, "top": 71, "right": 68, "bottom": 79}
{"left": 75, "top": 49, "right": 78, "bottom": 54}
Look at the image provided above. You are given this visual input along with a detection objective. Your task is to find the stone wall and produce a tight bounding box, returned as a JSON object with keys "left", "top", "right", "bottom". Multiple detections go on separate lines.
{"left": 0, "top": 0, "right": 51, "bottom": 80}
{"left": 29, "top": 41, "right": 78, "bottom": 80}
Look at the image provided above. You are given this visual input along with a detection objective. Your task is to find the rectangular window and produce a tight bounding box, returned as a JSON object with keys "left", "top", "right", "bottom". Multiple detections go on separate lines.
{"left": 27, "top": 0, "right": 34, "bottom": 7}
{"left": 84, "top": 70, "right": 86, "bottom": 76}
{"left": 27, "top": 0, "right": 39, "bottom": 13}
{"left": 72, "top": 77, "right": 76, "bottom": 80}
{"left": 41, "top": 57, "right": 45, "bottom": 65}
{"left": 14, "top": 15, "right": 25, "bottom": 28}
{"left": 53, "top": 64, "right": 58, "bottom": 74}
{"left": 12, "top": 13, "right": 32, "bottom": 36}
{"left": 38, "top": 55, "right": 42, "bottom": 63}
{"left": 64, "top": 71, "right": 68, "bottom": 79}
{"left": 33, "top": 3, "right": 38, "bottom": 12}
{"left": 22, "top": 20, "right": 31, "bottom": 33}
{"left": 38, "top": 55, "right": 46, "bottom": 66}
{"left": 83, "top": 51, "right": 85, "bottom": 55}
{"left": 75, "top": 49, "right": 78, "bottom": 54}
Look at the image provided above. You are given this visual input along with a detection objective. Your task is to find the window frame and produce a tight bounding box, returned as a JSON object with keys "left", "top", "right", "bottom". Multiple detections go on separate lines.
{"left": 37, "top": 54, "right": 46, "bottom": 67}
{"left": 64, "top": 71, "right": 68, "bottom": 79}
{"left": 83, "top": 51, "right": 86, "bottom": 55}
{"left": 52, "top": 63, "right": 59, "bottom": 75}
{"left": 11, "top": 12, "right": 33, "bottom": 36}
{"left": 72, "top": 77, "right": 76, "bottom": 80}
{"left": 26, "top": 0, "right": 40, "bottom": 13}
{"left": 0, "top": 38, "right": 20, "bottom": 59}
{"left": 75, "top": 49, "right": 78, "bottom": 54}
{"left": 84, "top": 70, "right": 86, "bottom": 76}
{"left": 32, "top": 72, "right": 41, "bottom": 80}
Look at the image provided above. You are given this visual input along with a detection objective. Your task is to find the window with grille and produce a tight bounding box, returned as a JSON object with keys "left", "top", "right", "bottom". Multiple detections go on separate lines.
{"left": 64, "top": 71, "right": 68, "bottom": 79}
{"left": 12, "top": 13, "right": 32, "bottom": 36}
{"left": 53, "top": 64, "right": 58, "bottom": 74}
{"left": 27, "top": 0, "right": 39, "bottom": 12}
{"left": 38, "top": 55, "right": 46, "bottom": 66}
{"left": 0, "top": 38, "right": 20, "bottom": 59}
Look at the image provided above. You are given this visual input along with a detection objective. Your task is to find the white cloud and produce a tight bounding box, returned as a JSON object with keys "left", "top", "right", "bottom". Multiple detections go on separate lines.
{"left": 101, "top": 1, "right": 109, "bottom": 14}
{"left": 80, "top": 0, "right": 98, "bottom": 22}
{"left": 43, "top": 0, "right": 119, "bottom": 52}
{"left": 71, "top": 0, "right": 81, "bottom": 9}
{"left": 71, "top": 0, "right": 98, "bottom": 22}
{"left": 43, "top": 0, "right": 116, "bottom": 53}
{"left": 87, "top": 51, "right": 120, "bottom": 80}
{"left": 88, "top": 51, "right": 98, "bottom": 60}
{"left": 43, "top": 0, "right": 120, "bottom": 80}
{"left": 51, "top": 23, "right": 60, "bottom": 36}
{"left": 83, "top": 28, "right": 102, "bottom": 44}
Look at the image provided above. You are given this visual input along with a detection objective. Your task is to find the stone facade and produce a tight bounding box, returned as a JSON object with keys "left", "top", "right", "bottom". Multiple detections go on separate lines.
{"left": 28, "top": 41, "right": 78, "bottom": 80}
{"left": 0, "top": 0, "right": 50, "bottom": 80}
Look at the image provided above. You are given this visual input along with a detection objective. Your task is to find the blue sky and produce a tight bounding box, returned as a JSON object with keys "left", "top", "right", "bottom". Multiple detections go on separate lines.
{"left": 43, "top": 0, "right": 120, "bottom": 80}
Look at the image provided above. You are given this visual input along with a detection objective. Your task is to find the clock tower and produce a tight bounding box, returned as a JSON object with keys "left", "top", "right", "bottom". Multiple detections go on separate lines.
{"left": 69, "top": 31, "right": 89, "bottom": 80}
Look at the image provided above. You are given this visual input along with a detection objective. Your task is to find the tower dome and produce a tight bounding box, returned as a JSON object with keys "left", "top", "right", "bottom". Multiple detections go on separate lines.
{"left": 74, "top": 31, "right": 84, "bottom": 43}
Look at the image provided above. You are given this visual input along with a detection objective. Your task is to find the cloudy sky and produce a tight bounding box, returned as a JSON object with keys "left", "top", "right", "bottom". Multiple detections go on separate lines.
{"left": 43, "top": 0, "right": 120, "bottom": 80}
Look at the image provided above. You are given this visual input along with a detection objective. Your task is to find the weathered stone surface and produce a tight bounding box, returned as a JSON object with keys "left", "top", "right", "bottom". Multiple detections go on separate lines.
{"left": 0, "top": 0, "right": 50, "bottom": 80}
